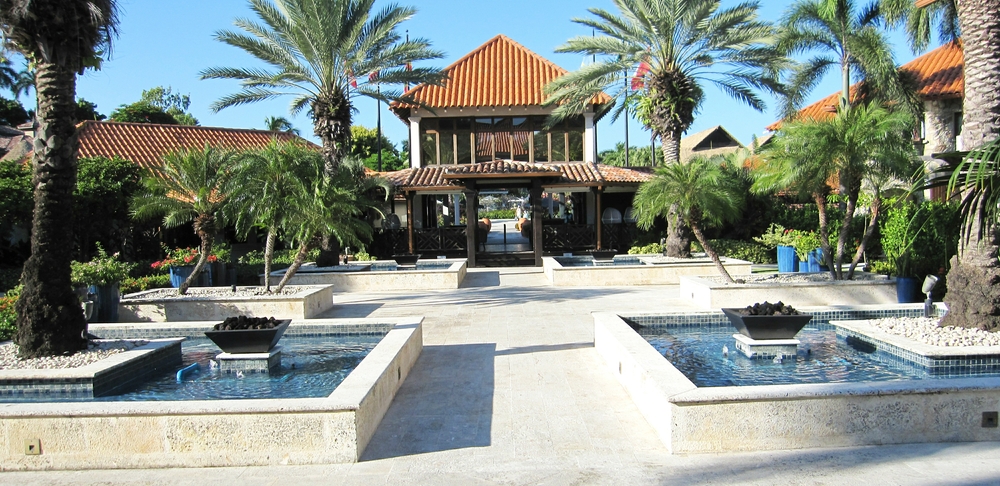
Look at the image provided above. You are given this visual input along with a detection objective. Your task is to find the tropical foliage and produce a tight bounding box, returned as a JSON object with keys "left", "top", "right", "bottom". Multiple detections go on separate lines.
{"left": 633, "top": 156, "right": 744, "bottom": 283}
{"left": 131, "top": 145, "right": 239, "bottom": 294}
{"left": 70, "top": 244, "right": 136, "bottom": 287}
{"left": 3, "top": 0, "right": 119, "bottom": 358}
{"left": 753, "top": 103, "right": 917, "bottom": 279}
{"left": 110, "top": 86, "right": 199, "bottom": 125}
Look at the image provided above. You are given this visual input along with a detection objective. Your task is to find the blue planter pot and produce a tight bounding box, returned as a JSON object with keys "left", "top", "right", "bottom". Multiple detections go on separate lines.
{"left": 777, "top": 246, "right": 798, "bottom": 273}
{"left": 169, "top": 265, "right": 212, "bottom": 288}
{"left": 88, "top": 283, "right": 120, "bottom": 323}
{"left": 895, "top": 276, "right": 922, "bottom": 303}
{"left": 798, "top": 259, "right": 810, "bottom": 273}
{"left": 808, "top": 248, "right": 824, "bottom": 273}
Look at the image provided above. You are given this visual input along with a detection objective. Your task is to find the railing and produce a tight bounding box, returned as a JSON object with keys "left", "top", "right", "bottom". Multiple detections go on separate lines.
{"left": 414, "top": 227, "right": 468, "bottom": 252}
{"left": 601, "top": 223, "right": 638, "bottom": 251}
{"left": 543, "top": 224, "right": 596, "bottom": 252}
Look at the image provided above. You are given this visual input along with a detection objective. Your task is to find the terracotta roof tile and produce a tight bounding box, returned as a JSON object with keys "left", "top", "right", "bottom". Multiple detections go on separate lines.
{"left": 391, "top": 35, "right": 610, "bottom": 115}
{"left": 76, "top": 121, "right": 311, "bottom": 174}
{"left": 767, "top": 41, "right": 964, "bottom": 131}
{"left": 389, "top": 161, "right": 650, "bottom": 190}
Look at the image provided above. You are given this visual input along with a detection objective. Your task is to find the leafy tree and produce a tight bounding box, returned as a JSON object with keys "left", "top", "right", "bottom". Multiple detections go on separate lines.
{"left": 226, "top": 140, "right": 316, "bottom": 290}
{"left": 2, "top": 0, "right": 119, "bottom": 359}
{"left": 881, "top": 0, "right": 958, "bottom": 52}
{"left": 201, "top": 0, "right": 445, "bottom": 174}
{"left": 110, "top": 86, "right": 199, "bottom": 125}
{"left": 274, "top": 158, "right": 387, "bottom": 292}
{"left": 350, "top": 125, "right": 405, "bottom": 171}
{"left": 0, "top": 57, "right": 34, "bottom": 100}
{"left": 598, "top": 142, "right": 663, "bottom": 167}
{"left": 0, "top": 159, "right": 32, "bottom": 263}
{"left": 776, "top": 0, "right": 915, "bottom": 117}
{"left": 544, "top": 0, "right": 783, "bottom": 258}
{"left": 74, "top": 157, "right": 143, "bottom": 261}
{"left": 131, "top": 146, "right": 238, "bottom": 294}
{"left": 0, "top": 95, "right": 29, "bottom": 126}
{"left": 753, "top": 103, "right": 918, "bottom": 279}
{"left": 75, "top": 98, "right": 106, "bottom": 122}
{"left": 633, "top": 156, "right": 744, "bottom": 283}
{"left": 110, "top": 102, "right": 180, "bottom": 124}
{"left": 264, "top": 115, "right": 300, "bottom": 135}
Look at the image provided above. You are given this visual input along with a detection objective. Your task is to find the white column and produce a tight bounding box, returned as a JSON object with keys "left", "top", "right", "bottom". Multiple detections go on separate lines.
{"left": 583, "top": 111, "right": 596, "bottom": 164}
{"left": 409, "top": 116, "right": 422, "bottom": 168}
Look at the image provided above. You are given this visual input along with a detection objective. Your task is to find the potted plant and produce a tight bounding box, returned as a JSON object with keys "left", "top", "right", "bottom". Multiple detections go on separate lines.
{"left": 791, "top": 230, "right": 821, "bottom": 273}
{"left": 754, "top": 224, "right": 798, "bottom": 272}
{"left": 71, "top": 245, "right": 136, "bottom": 322}
{"left": 151, "top": 246, "right": 218, "bottom": 288}
{"left": 879, "top": 201, "right": 958, "bottom": 303}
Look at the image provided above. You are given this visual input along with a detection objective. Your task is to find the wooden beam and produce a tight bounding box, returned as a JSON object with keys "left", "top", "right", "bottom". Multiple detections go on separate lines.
{"left": 406, "top": 192, "right": 415, "bottom": 254}
{"left": 595, "top": 187, "right": 603, "bottom": 250}
{"left": 465, "top": 189, "right": 477, "bottom": 267}
{"left": 531, "top": 181, "right": 544, "bottom": 266}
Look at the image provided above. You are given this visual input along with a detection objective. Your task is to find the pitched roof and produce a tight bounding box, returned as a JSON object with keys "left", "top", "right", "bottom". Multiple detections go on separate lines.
{"left": 389, "top": 161, "right": 650, "bottom": 191}
{"left": 679, "top": 125, "right": 744, "bottom": 160}
{"left": 76, "top": 121, "right": 311, "bottom": 174}
{"left": 767, "top": 41, "right": 964, "bottom": 131}
{"left": 390, "top": 34, "right": 610, "bottom": 117}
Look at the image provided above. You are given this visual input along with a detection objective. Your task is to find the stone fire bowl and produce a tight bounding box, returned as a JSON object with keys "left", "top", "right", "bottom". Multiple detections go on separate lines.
{"left": 204, "top": 319, "right": 291, "bottom": 354}
{"left": 721, "top": 308, "right": 813, "bottom": 340}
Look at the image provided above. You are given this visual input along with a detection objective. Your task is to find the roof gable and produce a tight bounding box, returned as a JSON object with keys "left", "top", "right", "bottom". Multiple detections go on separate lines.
{"left": 76, "top": 121, "right": 312, "bottom": 173}
{"left": 767, "top": 41, "right": 964, "bottom": 131}
{"left": 391, "top": 34, "right": 610, "bottom": 116}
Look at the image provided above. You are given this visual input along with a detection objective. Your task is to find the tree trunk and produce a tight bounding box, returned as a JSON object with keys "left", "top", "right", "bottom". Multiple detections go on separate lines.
{"left": 311, "top": 93, "right": 352, "bottom": 176}
{"left": 660, "top": 130, "right": 681, "bottom": 164}
{"left": 275, "top": 241, "right": 313, "bottom": 293}
{"left": 942, "top": 191, "right": 1000, "bottom": 330}
{"left": 14, "top": 61, "right": 88, "bottom": 358}
{"left": 179, "top": 229, "right": 214, "bottom": 295}
{"left": 664, "top": 205, "right": 692, "bottom": 258}
{"left": 833, "top": 187, "right": 860, "bottom": 279}
{"left": 956, "top": 0, "right": 1000, "bottom": 149}
{"left": 847, "top": 196, "right": 881, "bottom": 279}
{"left": 263, "top": 228, "right": 276, "bottom": 291}
{"left": 813, "top": 193, "right": 837, "bottom": 279}
{"left": 691, "top": 221, "right": 735, "bottom": 284}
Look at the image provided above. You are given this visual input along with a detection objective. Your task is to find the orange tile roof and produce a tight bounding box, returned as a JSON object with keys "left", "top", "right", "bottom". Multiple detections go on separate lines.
{"left": 76, "top": 121, "right": 311, "bottom": 174}
{"left": 389, "top": 161, "right": 650, "bottom": 191}
{"left": 767, "top": 41, "right": 964, "bottom": 131}
{"left": 391, "top": 34, "right": 611, "bottom": 116}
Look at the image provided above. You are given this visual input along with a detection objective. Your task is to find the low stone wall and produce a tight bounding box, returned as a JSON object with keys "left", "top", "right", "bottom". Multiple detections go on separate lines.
{"left": 544, "top": 256, "right": 751, "bottom": 286}
{"left": 268, "top": 260, "right": 467, "bottom": 291}
{"left": 0, "top": 317, "right": 422, "bottom": 470}
{"left": 593, "top": 311, "right": 1000, "bottom": 454}
{"left": 118, "top": 285, "right": 334, "bottom": 322}
{"left": 679, "top": 275, "right": 898, "bottom": 308}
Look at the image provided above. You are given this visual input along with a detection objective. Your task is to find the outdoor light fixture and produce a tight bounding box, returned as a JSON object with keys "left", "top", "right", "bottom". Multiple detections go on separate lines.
{"left": 923, "top": 275, "right": 939, "bottom": 318}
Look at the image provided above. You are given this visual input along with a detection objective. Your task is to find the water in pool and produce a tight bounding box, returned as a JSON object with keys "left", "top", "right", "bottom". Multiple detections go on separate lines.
{"left": 639, "top": 322, "right": 977, "bottom": 387}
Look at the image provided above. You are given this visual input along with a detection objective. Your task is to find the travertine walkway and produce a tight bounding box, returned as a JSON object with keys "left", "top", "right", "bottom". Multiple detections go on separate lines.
{"left": 6, "top": 267, "right": 1000, "bottom": 485}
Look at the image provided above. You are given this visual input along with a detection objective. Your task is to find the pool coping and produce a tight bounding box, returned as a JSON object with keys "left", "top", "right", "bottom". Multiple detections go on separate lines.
{"left": 543, "top": 254, "right": 752, "bottom": 286}
{"left": 593, "top": 306, "right": 1000, "bottom": 453}
{"left": 0, "top": 316, "right": 423, "bottom": 470}
{"left": 118, "top": 284, "right": 335, "bottom": 321}
{"left": 679, "top": 275, "right": 899, "bottom": 308}
{"left": 267, "top": 259, "right": 468, "bottom": 291}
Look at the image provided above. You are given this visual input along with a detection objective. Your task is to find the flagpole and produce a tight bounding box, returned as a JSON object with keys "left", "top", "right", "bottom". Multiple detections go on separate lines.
{"left": 377, "top": 85, "right": 383, "bottom": 172}
{"left": 624, "top": 70, "right": 629, "bottom": 168}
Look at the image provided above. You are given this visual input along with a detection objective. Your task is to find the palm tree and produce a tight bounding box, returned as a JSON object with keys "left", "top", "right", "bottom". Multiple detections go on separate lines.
{"left": 880, "top": 0, "right": 959, "bottom": 53}
{"left": 544, "top": 0, "right": 783, "bottom": 258}
{"left": 132, "top": 146, "right": 239, "bottom": 295}
{"left": 227, "top": 140, "right": 316, "bottom": 290}
{"left": 937, "top": 138, "right": 1000, "bottom": 330}
{"left": 777, "top": 0, "right": 913, "bottom": 117}
{"left": 273, "top": 158, "right": 388, "bottom": 292}
{"left": 546, "top": 0, "right": 783, "bottom": 164}
{"left": 264, "top": 115, "right": 300, "bottom": 135}
{"left": 2, "top": 1, "right": 118, "bottom": 358}
{"left": 633, "top": 156, "right": 744, "bottom": 283}
{"left": 753, "top": 103, "right": 917, "bottom": 279}
{"left": 201, "top": 0, "right": 444, "bottom": 174}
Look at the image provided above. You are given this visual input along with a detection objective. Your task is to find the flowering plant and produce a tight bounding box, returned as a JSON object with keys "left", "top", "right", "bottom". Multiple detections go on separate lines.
{"left": 71, "top": 244, "right": 137, "bottom": 286}
{"left": 753, "top": 223, "right": 796, "bottom": 249}
{"left": 150, "top": 246, "right": 218, "bottom": 270}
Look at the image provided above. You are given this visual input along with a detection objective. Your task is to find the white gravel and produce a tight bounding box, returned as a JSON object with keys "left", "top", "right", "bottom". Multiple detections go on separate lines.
{"left": 707, "top": 272, "right": 887, "bottom": 285}
{"left": 869, "top": 316, "right": 1000, "bottom": 347}
{"left": 0, "top": 339, "right": 148, "bottom": 370}
{"left": 127, "top": 287, "right": 302, "bottom": 299}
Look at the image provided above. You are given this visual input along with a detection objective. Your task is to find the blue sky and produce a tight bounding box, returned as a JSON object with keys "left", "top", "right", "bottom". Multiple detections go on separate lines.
{"left": 55, "top": 0, "right": 941, "bottom": 153}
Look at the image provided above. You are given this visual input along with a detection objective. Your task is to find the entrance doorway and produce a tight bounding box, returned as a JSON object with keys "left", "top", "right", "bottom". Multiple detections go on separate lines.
{"left": 476, "top": 188, "right": 534, "bottom": 266}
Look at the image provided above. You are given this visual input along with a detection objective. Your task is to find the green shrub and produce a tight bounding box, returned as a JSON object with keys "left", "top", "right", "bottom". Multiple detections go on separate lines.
{"left": 753, "top": 223, "right": 796, "bottom": 248}
{"left": 121, "top": 274, "right": 172, "bottom": 295}
{"left": 879, "top": 200, "right": 960, "bottom": 278}
{"left": 478, "top": 209, "right": 516, "bottom": 220}
{"left": 352, "top": 250, "right": 376, "bottom": 261}
{"left": 628, "top": 242, "right": 664, "bottom": 254}
{"left": 70, "top": 244, "right": 137, "bottom": 286}
{"left": 0, "top": 295, "right": 15, "bottom": 341}
{"left": 695, "top": 239, "right": 776, "bottom": 264}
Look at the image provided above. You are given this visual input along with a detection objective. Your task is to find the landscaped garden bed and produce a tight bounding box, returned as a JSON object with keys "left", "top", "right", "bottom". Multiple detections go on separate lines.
{"left": 118, "top": 285, "right": 334, "bottom": 322}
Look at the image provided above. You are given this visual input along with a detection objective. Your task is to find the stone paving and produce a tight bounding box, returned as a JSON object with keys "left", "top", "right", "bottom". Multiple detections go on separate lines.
{"left": 6, "top": 267, "right": 1000, "bottom": 485}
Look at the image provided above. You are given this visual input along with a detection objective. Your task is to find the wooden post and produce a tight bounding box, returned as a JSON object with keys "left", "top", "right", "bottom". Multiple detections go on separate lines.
{"left": 595, "top": 187, "right": 603, "bottom": 250}
{"left": 406, "top": 192, "right": 415, "bottom": 254}
{"left": 531, "top": 181, "right": 544, "bottom": 266}
{"left": 465, "top": 189, "right": 477, "bottom": 267}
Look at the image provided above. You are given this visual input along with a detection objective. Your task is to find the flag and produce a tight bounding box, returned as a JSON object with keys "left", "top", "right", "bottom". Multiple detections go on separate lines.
{"left": 369, "top": 70, "right": 379, "bottom": 82}
{"left": 631, "top": 61, "right": 650, "bottom": 90}
{"left": 348, "top": 69, "right": 357, "bottom": 88}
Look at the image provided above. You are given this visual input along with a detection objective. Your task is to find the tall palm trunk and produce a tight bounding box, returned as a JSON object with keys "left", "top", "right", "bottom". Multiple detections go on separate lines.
{"left": 313, "top": 94, "right": 351, "bottom": 267}
{"left": 263, "top": 227, "right": 277, "bottom": 291}
{"left": 690, "top": 220, "right": 735, "bottom": 284}
{"left": 179, "top": 215, "right": 215, "bottom": 295}
{"left": 14, "top": 61, "right": 88, "bottom": 358}
{"left": 275, "top": 240, "right": 313, "bottom": 293}
{"left": 941, "top": 0, "right": 1000, "bottom": 330}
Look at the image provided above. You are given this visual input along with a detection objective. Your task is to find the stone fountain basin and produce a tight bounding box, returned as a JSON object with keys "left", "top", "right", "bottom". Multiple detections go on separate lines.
{"left": 119, "top": 285, "right": 334, "bottom": 322}
{"left": 721, "top": 308, "right": 813, "bottom": 340}
{"left": 204, "top": 319, "right": 291, "bottom": 354}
